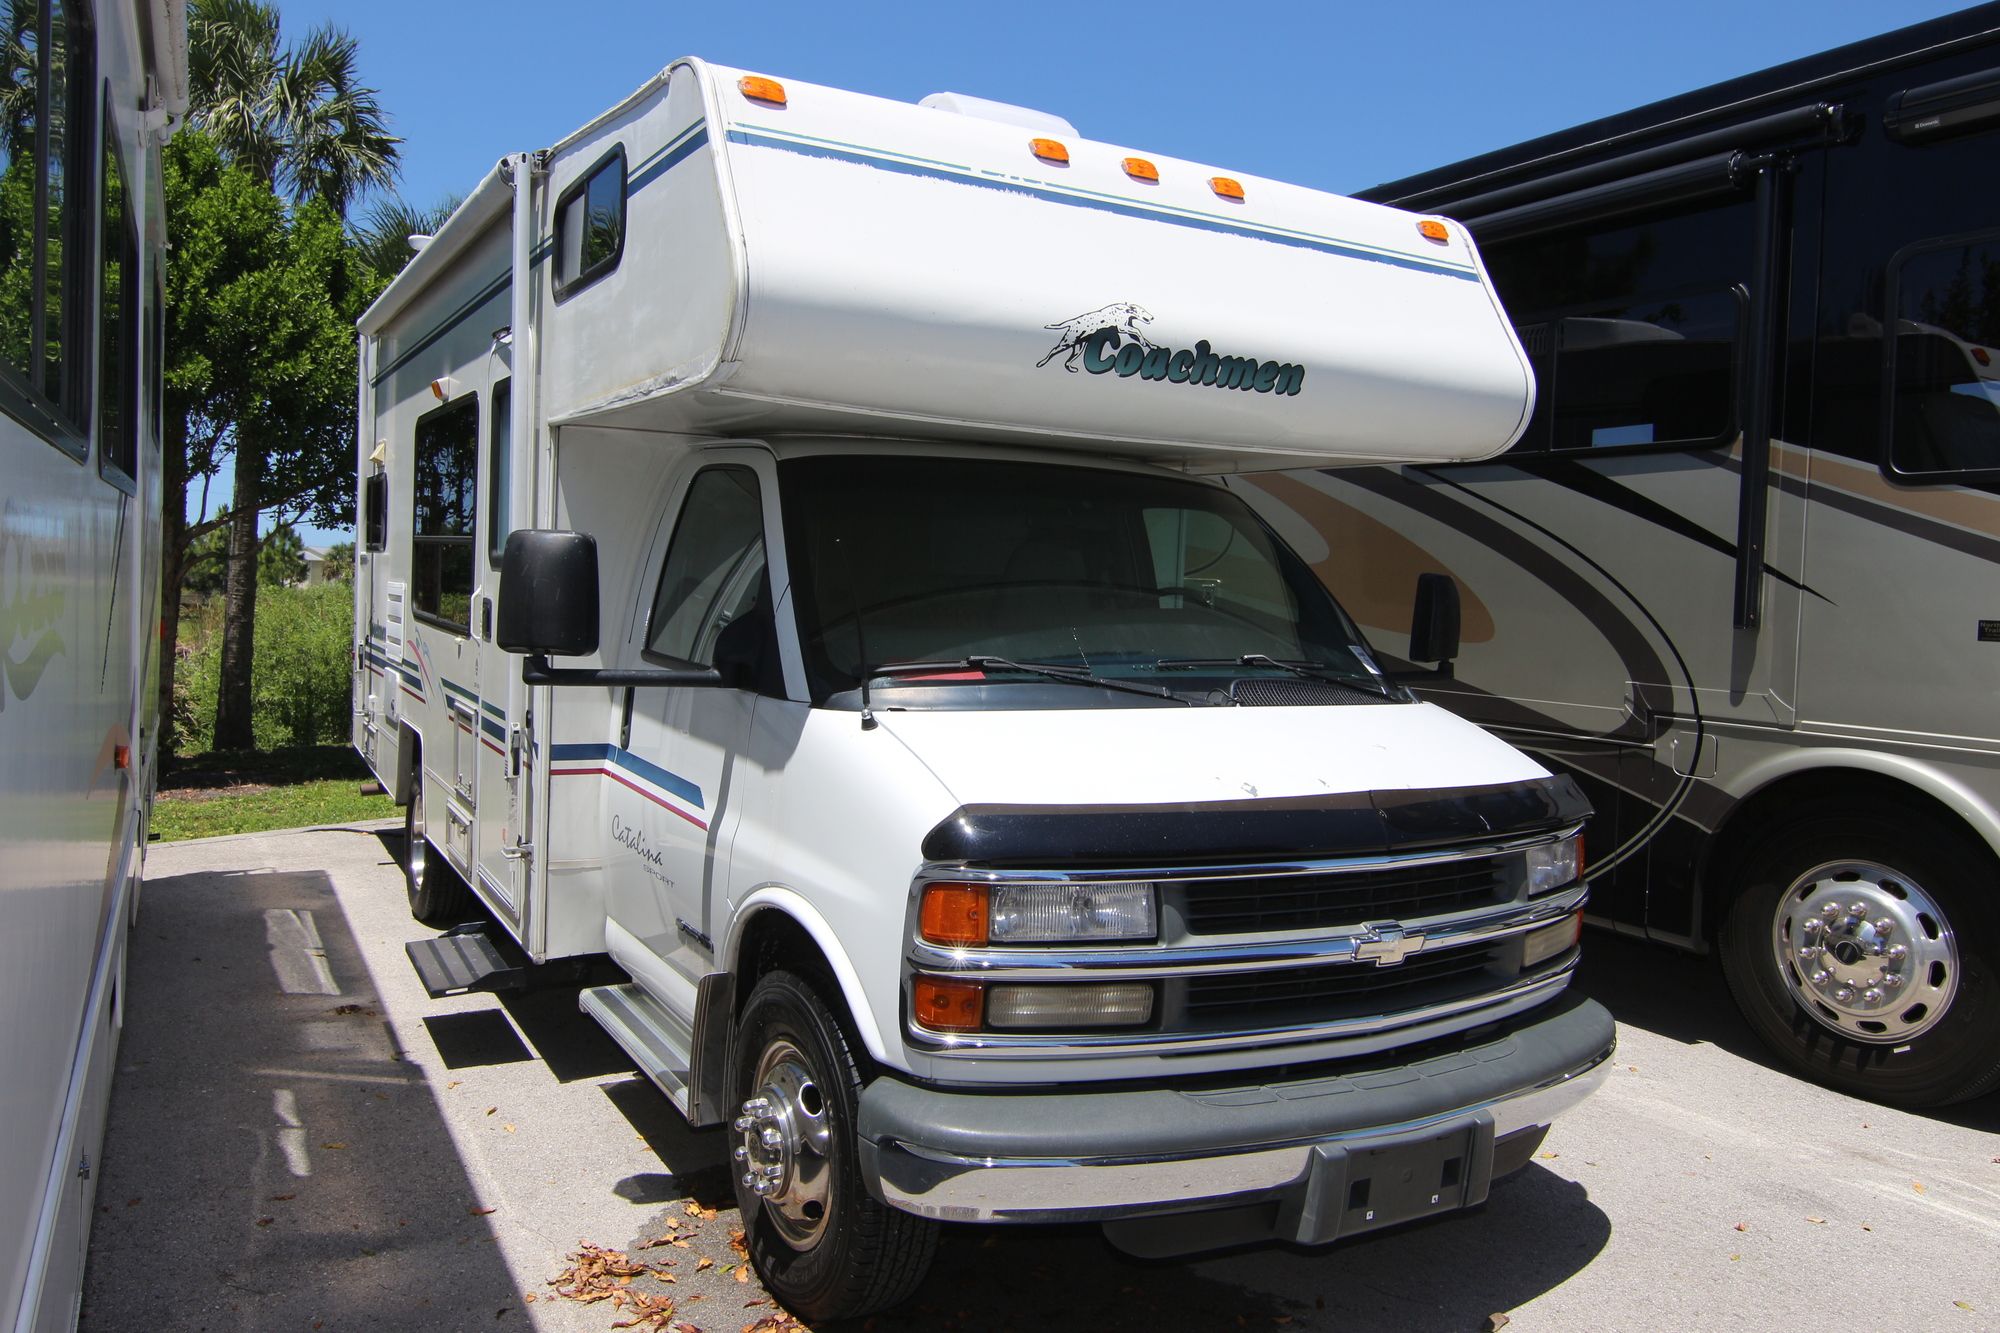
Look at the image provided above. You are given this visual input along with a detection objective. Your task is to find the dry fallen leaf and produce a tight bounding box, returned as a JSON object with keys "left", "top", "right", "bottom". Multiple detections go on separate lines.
{"left": 729, "top": 1230, "right": 749, "bottom": 1258}
{"left": 504, "top": 1124, "right": 517, "bottom": 1134}
{"left": 1485, "top": 1316, "right": 1510, "bottom": 1333}
{"left": 255, "top": 1217, "right": 275, "bottom": 1227}
{"left": 1537, "top": 1151, "right": 1559, "bottom": 1160}
{"left": 321, "top": 1142, "right": 346, "bottom": 1150}
{"left": 469, "top": 1206, "right": 498, "bottom": 1216}
{"left": 1734, "top": 1222, "right": 1749, "bottom": 1232}
{"left": 1861, "top": 1225, "right": 1873, "bottom": 1232}
{"left": 486, "top": 1107, "right": 498, "bottom": 1117}
{"left": 696, "top": 1257, "right": 715, "bottom": 1272}
{"left": 1913, "top": 1181, "right": 1928, "bottom": 1195}
{"left": 1955, "top": 1301, "right": 1974, "bottom": 1311}
{"left": 1729, "top": 1253, "right": 1741, "bottom": 1262}
{"left": 1807, "top": 1216, "right": 1826, "bottom": 1225}
{"left": 269, "top": 1193, "right": 295, "bottom": 1202}
{"left": 734, "top": 1263, "right": 751, "bottom": 1285}
{"left": 447, "top": 1080, "right": 461, "bottom": 1089}
{"left": 523, "top": 1293, "right": 536, "bottom": 1304}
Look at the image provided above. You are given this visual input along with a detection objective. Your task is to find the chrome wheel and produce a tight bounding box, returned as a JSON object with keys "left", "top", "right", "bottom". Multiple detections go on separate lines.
{"left": 405, "top": 778, "right": 429, "bottom": 886}
{"left": 1771, "top": 860, "right": 1959, "bottom": 1043}
{"left": 733, "top": 1038, "right": 835, "bottom": 1248}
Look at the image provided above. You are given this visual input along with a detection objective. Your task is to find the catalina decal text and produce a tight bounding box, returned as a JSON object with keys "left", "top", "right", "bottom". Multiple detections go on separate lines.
{"left": 1037, "top": 304, "right": 1304, "bottom": 397}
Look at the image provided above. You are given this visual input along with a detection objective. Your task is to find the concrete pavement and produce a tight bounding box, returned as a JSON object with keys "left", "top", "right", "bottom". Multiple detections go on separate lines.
{"left": 81, "top": 824, "right": 2000, "bottom": 1331}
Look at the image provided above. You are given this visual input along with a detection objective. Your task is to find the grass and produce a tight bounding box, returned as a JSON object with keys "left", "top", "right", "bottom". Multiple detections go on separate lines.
{"left": 151, "top": 745, "right": 397, "bottom": 842}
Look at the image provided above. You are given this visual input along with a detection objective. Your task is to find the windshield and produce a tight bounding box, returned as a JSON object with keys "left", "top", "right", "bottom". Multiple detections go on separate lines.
{"left": 778, "top": 454, "right": 1389, "bottom": 704}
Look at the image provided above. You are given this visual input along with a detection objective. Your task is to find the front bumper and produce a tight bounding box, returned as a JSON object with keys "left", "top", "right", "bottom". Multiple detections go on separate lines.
{"left": 857, "top": 991, "right": 1613, "bottom": 1244}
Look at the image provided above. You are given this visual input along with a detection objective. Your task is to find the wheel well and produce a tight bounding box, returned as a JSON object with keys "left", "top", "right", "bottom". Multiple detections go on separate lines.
{"left": 1699, "top": 768, "right": 1996, "bottom": 940}
{"left": 732, "top": 909, "right": 837, "bottom": 1016}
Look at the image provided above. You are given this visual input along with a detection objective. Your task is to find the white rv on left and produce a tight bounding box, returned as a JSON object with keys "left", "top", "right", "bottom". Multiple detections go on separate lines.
{"left": 0, "top": 3, "right": 185, "bottom": 1330}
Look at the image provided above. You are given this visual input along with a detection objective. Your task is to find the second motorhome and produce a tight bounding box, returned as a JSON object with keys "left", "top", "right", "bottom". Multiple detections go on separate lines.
{"left": 353, "top": 61, "right": 1612, "bottom": 1320}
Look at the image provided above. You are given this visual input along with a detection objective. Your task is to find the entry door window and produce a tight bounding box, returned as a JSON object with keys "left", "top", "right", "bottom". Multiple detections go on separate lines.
{"left": 644, "top": 467, "right": 766, "bottom": 668}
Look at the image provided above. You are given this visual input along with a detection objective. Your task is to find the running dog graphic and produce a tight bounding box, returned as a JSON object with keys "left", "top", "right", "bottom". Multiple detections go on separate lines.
{"left": 1037, "top": 302, "right": 1158, "bottom": 372}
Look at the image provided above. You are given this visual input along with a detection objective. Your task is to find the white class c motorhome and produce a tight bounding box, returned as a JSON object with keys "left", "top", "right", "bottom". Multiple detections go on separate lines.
{"left": 353, "top": 60, "right": 1613, "bottom": 1321}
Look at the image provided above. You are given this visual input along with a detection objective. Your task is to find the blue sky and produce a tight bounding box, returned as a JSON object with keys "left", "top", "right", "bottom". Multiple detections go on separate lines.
{"left": 260, "top": 0, "right": 1973, "bottom": 546}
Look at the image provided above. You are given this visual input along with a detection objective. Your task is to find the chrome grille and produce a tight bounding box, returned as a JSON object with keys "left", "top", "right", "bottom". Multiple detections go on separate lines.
{"left": 1181, "top": 942, "right": 1503, "bottom": 1026}
{"left": 1181, "top": 857, "right": 1509, "bottom": 935}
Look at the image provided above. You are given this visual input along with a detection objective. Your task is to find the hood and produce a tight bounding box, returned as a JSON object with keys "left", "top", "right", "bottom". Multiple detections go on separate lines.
{"left": 874, "top": 700, "right": 1545, "bottom": 808}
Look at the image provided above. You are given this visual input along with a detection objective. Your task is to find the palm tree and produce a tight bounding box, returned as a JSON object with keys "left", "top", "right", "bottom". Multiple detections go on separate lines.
{"left": 184, "top": 0, "right": 400, "bottom": 750}
{"left": 354, "top": 193, "right": 462, "bottom": 281}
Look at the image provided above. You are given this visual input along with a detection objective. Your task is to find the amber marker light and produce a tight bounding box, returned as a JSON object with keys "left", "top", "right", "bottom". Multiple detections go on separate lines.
{"left": 1122, "top": 156, "right": 1159, "bottom": 183}
{"left": 738, "top": 75, "right": 787, "bottom": 106}
{"left": 919, "top": 882, "right": 990, "bottom": 947}
{"left": 1030, "top": 137, "right": 1070, "bottom": 165}
{"left": 913, "top": 977, "right": 985, "bottom": 1032}
{"left": 1209, "top": 176, "right": 1246, "bottom": 201}
{"left": 1417, "top": 219, "right": 1451, "bottom": 244}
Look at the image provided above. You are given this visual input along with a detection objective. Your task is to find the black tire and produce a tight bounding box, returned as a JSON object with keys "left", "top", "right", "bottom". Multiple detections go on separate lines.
{"left": 728, "top": 970, "right": 937, "bottom": 1321}
{"left": 1719, "top": 807, "right": 2000, "bottom": 1107}
{"left": 402, "top": 757, "right": 471, "bottom": 924}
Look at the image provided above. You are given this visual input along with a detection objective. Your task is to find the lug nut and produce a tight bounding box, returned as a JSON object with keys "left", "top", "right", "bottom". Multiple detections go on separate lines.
{"left": 753, "top": 1179, "right": 776, "bottom": 1197}
{"left": 760, "top": 1127, "right": 783, "bottom": 1149}
{"left": 1887, "top": 944, "right": 1909, "bottom": 963}
{"left": 1884, "top": 972, "right": 1906, "bottom": 989}
{"left": 1834, "top": 985, "right": 1855, "bottom": 1003}
{"left": 1797, "top": 945, "right": 1819, "bottom": 961}
{"left": 1863, "top": 988, "right": 1884, "bottom": 1004}
{"left": 1849, "top": 901, "right": 1868, "bottom": 917}
{"left": 1802, "top": 918, "right": 1822, "bottom": 936}
{"left": 1821, "top": 903, "right": 1841, "bottom": 920}
{"left": 1872, "top": 918, "right": 1893, "bottom": 936}
{"left": 742, "top": 1172, "right": 758, "bottom": 1188}
{"left": 1810, "top": 969, "right": 1831, "bottom": 986}
{"left": 763, "top": 1164, "right": 783, "bottom": 1179}
{"left": 734, "top": 1146, "right": 748, "bottom": 1162}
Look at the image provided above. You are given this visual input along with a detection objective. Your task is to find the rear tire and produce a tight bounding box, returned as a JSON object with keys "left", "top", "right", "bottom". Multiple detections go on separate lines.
{"left": 728, "top": 970, "right": 937, "bottom": 1321}
{"left": 1719, "top": 807, "right": 2000, "bottom": 1107}
{"left": 402, "top": 758, "right": 471, "bottom": 924}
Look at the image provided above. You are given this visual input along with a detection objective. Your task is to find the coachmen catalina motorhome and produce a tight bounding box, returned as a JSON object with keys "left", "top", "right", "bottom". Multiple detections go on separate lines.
{"left": 352, "top": 60, "right": 1613, "bottom": 1320}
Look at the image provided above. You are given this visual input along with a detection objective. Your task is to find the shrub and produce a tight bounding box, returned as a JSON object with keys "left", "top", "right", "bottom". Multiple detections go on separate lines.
{"left": 173, "top": 582, "right": 355, "bottom": 752}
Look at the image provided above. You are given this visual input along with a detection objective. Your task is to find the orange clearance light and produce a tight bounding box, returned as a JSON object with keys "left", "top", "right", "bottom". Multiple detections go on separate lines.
{"left": 1208, "top": 175, "right": 1245, "bottom": 201}
{"left": 920, "top": 882, "right": 990, "bottom": 947}
{"left": 913, "top": 977, "right": 985, "bottom": 1032}
{"left": 1122, "top": 156, "right": 1159, "bottom": 183}
{"left": 429, "top": 378, "right": 447, "bottom": 401}
{"left": 1030, "top": 137, "right": 1070, "bottom": 165}
{"left": 113, "top": 744, "right": 130, "bottom": 771}
{"left": 1975, "top": 346, "right": 1992, "bottom": 367}
{"left": 1417, "top": 219, "right": 1451, "bottom": 244}
{"left": 738, "top": 75, "right": 787, "bottom": 107}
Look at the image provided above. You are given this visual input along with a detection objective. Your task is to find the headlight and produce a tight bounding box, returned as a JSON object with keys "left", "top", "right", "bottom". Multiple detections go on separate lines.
{"left": 1525, "top": 834, "right": 1583, "bottom": 895}
{"left": 918, "top": 880, "right": 1157, "bottom": 946}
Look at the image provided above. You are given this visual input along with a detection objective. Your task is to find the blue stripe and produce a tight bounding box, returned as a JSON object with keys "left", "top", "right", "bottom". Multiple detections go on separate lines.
{"left": 550, "top": 742, "right": 705, "bottom": 809}
{"left": 440, "top": 677, "right": 477, "bottom": 702}
{"left": 372, "top": 271, "right": 512, "bottom": 387}
{"left": 726, "top": 128, "right": 1478, "bottom": 281}
{"left": 365, "top": 647, "right": 422, "bottom": 688}
{"left": 629, "top": 124, "right": 709, "bottom": 192}
{"left": 480, "top": 715, "right": 506, "bottom": 741}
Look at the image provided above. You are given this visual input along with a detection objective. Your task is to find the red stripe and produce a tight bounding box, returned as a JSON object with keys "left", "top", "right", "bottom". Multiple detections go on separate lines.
{"left": 480, "top": 736, "right": 506, "bottom": 757}
{"left": 400, "top": 685, "right": 425, "bottom": 703}
{"left": 553, "top": 765, "right": 708, "bottom": 830}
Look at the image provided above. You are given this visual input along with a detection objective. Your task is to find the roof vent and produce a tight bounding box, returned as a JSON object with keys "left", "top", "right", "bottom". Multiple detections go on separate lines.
{"left": 919, "top": 91, "right": 1077, "bottom": 138}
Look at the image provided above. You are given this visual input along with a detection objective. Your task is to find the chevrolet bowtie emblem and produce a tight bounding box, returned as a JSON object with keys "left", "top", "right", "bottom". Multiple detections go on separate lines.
{"left": 1353, "top": 921, "right": 1426, "bottom": 967}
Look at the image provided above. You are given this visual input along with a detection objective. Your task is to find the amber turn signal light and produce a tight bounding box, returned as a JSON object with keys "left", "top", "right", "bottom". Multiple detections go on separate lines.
{"left": 913, "top": 977, "right": 985, "bottom": 1032}
{"left": 1417, "top": 219, "right": 1451, "bottom": 243}
{"left": 1030, "top": 137, "right": 1070, "bottom": 165}
{"left": 1122, "top": 157, "right": 1159, "bottom": 182}
{"left": 1209, "top": 176, "right": 1245, "bottom": 201}
{"left": 920, "top": 882, "right": 989, "bottom": 947}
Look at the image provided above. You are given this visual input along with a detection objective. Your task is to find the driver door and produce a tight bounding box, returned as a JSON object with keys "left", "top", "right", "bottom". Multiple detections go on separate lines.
{"left": 605, "top": 451, "right": 777, "bottom": 991}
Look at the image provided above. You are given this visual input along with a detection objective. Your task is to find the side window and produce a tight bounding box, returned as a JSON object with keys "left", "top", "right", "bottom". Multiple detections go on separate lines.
{"left": 0, "top": 0, "right": 96, "bottom": 451}
{"left": 487, "top": 378, "right": 510, "bottom": 564}
{"left": 1483, "top": 197, "right": 1753, "bottom": 454}
{"left": 411, "top": 395, "right": 478, "bottom": 631}
{"left": 97, "top": 103, "right": 137, "bottom": 489}
{"left": 1884, "top": 232, "right": 2000, "bottom": 479}
{"left": 553, "top": 146, "right": 625, "bottom": 300}
{"left": 644, "top": 467, "right": 766, "bottom": 668}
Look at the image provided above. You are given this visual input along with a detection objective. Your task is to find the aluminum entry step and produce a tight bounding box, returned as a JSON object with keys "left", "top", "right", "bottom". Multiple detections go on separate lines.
{"left": 405, "top": 926, "right": 533, "bottom": 998}
{"left": 581, "top": 983, "right": 696, "bottom": 1119}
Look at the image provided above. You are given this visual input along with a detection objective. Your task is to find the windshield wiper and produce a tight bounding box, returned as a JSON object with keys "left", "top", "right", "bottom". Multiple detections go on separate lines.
{"left": 1155, "top": 654, "right": 1402, "bottom": 699}
{"left": 866, "top": 656, "right": 1192, "bottom": 706}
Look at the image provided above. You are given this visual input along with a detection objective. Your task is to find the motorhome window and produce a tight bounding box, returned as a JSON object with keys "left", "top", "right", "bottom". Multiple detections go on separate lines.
{"left": 1884, "top": 233, "right": 2000, "bottom": 479}
{"left": 553, "top": 146, "right": 625, "bottom": 299}
{"left": 1483, "top": 197, "right": 1751, "bottom": 454}
{"left": 97, "top": 102, "right": 137, "bottom": 489}
{"left": 644, "top": 466, "right": 766, "bottom": 667}
{"left": 487, "top": 379, "right": 510, "bottom": 564}
{"left": 0, "top": 0, "right": 95, "bottom": 453}
{"left": 780, "top": 454, "right": 1373, "bottom": 703}
{"left": 411, "top": 395, "right": 478, "bottom": 631}
{"left": 363, "top": 471, "right": 387, "bottom": 552}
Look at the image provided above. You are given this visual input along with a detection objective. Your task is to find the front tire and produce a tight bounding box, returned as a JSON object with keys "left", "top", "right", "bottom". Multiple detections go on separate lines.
{"left": 728, "top": 970, "right": 936, "bottom": 1321}
{"left": 1719, "top": 808, "right": 2000, "bottom": 1106}
{"left": 402, "top": 758, "right": 471, "bottom": 924}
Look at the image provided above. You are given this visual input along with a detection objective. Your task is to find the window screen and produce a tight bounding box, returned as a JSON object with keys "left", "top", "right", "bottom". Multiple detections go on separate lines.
{"left": 1885, "top": 233, "right": 2000, "bottom": 478}
{"left": 645, "top": 467, "right": 766, "bottom": 667}
{"left": 553, "top": 147, "right": 625, "bottom": 298}
{"left": 412, "top": 395, "right": 478, "bottom": 630}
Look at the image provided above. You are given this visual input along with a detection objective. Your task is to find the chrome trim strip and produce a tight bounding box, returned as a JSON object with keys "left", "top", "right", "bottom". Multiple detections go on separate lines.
{"left": 872, "top": 1038, "right": 1615, "bottom": 1222}
{"left": 909, "top": 881, "right": 1586, "bottom": 979}
{"left": 908, "top": 953, "right": 1577, "bottom": 1056}
{"left": 916, "top": 824, "right": 1583, "bottom": 887}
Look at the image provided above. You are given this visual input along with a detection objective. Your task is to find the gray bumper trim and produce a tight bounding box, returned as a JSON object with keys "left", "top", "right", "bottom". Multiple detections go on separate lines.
{"left": 858, "top": 992, "right": 1614, "bottom": 1224}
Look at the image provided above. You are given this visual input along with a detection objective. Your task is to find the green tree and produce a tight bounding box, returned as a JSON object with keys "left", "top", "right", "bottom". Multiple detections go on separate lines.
{"left": 354, "top": 192, "right": 460, "bottom": 280}
{"left": 258, "top": 523, "right": 306, "bottom": 587}
{"left": 323, "top": 540, "right": 355, "bottom": 583}
{"left": 179, "top": 0, "right": 398, "bottom": 752}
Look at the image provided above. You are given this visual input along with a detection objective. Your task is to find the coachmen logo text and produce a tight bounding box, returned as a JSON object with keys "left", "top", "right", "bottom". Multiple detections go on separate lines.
{"left": 1037, "top": 302, "right": 1305, "bottom": 397}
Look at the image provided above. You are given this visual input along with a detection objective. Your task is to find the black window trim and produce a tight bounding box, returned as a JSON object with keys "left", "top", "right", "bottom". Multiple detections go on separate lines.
{"left": 550, "top": 143, "right": 627, "bottom": 303}
{"left": 410, "top": 391, "right": 479, "bottom": 635}
{"left": 1879, "top": 226, "right": 2000, "bottom": 487}
{"left": 639, "top": 463, "right": 765, "bottom": 670}
{"left": 96, "top": 87, "right": 137, "bottom": 496}
{"left": 363, "top": 469, "right": 388, "bottom": 553}
{"left": 486, "top": 377, "right": 511, "bottom": 566}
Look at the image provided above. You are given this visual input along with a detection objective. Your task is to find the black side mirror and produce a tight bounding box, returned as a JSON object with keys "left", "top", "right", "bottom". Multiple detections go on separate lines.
{"left": 1408, "top": 572, "right": 1461, "bottom": 672}
{"left": 497, "top": 530, "right": 600, "bottom": 656}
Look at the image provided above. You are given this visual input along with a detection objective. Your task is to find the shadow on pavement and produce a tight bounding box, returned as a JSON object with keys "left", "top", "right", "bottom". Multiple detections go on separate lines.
{"left": 82, "top": 865, "right": 527, "bottom": 1329}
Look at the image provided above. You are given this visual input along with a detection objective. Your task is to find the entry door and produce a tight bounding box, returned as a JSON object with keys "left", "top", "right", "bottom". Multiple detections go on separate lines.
{"left": 607, "top": 454, "right": 775, "bottom": 984}
{"left": 473, "top": 348, "right": 527, "bottom": 925}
